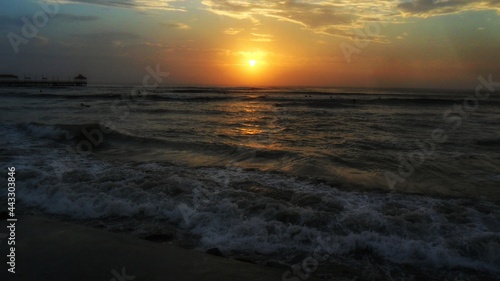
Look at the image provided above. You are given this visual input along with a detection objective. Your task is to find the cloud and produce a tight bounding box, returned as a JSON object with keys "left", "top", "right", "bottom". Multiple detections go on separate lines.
{"left": 224, "top": 27, "right": 244, "bottom": 35}
{"left": 250, "top": 32, "right": 273, "bottom": 42}
{"left": 0, "top": 13, "right": 99, "bottom": 29}
{"left": 43, "top": 0, "right": 185, "bottom": 11}
{"left": 34, "top": 35, "right": 50, "bottom": 45}
{"left": 201, "top": 0, "right": 391, "bottom": 38}
{"left": 251, "top": 33, "right": 272, "bottom": 37}
{"left": 61, "top": 31, "right": 157, "bottom": 57}
{"left": 73, "top": 31, "right": 142, "bottom": 42}
{"left": 54, "top": 13, "right": 100, "bottom": 21}
{"left": 141, "top": 42, "right": 167, "bottom": 48}
{"left": 397, "top": 0, "right": 500, "bottom": 17}
{"left": 163, "top": 22, "right": 191, "bottom": 30}
{"left": 201, "top": 0, "right": 500, "bottom": 38}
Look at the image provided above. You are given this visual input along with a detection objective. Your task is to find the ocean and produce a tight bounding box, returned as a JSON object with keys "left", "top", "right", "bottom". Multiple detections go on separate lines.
{"left": 1, "top": 86, "right": 499, "bottom": 280}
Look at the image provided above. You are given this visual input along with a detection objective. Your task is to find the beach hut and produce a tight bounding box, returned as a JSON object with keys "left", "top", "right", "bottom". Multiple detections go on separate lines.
{"left": 74, "top": 74, "right": 87, "bottom": 82}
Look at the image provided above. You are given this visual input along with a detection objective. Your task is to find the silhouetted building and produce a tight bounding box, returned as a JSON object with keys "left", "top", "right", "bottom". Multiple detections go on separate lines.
{"left": 74, "top": 74, "right": 87, "bottom": 82}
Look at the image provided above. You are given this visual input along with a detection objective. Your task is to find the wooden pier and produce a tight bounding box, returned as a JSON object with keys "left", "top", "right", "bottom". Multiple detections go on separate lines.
{"left": 0, "top": 74, "right": 87, "bottom": 87}
{"left": 0, "top": 80, "right": 87, "bottom": 87}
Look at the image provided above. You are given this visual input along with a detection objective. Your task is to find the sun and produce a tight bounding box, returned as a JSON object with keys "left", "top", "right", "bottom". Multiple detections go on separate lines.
{"left": 248, "top": 60, "right": 257, "bottom": 67}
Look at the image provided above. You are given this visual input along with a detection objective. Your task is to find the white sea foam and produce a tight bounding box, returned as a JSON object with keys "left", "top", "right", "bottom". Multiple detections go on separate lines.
{"left": 4, "top": 148, "right": 498, "bottom": 277}
{"left": 22, "top": 123, "right": 71, "bottom": 140}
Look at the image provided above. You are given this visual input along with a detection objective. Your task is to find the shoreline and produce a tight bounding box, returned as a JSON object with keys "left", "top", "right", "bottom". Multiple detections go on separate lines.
{"left": 0, "top": 215, "right": 324, "bottom": 281}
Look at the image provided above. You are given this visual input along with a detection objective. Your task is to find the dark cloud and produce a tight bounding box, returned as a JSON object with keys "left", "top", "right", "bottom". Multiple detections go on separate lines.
{"left": 0, "top": 13, "right": 99, "bottom": 30}
{"left": 397, "top": 0, "right": 500, "bottom": 16}
{"left": 163, "top": 23, "right": 191, "bottom": 30}
{"left": 54, "top": 13, "right": 100, "bottom": 22}
{"left": 50, "top": 0, "right": 185, "bottom": 11}
{"left": 73, "top": 31, "right": 141, "bottom": 41}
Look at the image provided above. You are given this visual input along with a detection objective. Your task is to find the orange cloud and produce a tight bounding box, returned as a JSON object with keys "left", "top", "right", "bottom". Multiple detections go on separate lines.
{"left": 201, "top": 0, "right": 500, "bottom": 38}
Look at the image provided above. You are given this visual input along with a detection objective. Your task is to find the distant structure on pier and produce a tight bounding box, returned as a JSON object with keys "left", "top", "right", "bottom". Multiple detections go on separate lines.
{"left": 0, "top": 74, "right": 87, "bottom": 87}
{"left": 74, "top": 74, "right": 87, "bottom": 83}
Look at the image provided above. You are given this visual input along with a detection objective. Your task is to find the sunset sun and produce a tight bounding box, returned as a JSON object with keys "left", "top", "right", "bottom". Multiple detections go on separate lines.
{"left": 248, "top": 60, "right": 257, "bottom": 67}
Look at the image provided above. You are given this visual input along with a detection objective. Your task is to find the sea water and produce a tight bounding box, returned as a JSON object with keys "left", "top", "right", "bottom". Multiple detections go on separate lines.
{"left": 1, "top": 86, "right": 499, "bottom": 280}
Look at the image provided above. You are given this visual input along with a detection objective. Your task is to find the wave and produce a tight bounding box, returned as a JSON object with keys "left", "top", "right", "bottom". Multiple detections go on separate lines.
{"left": 134, "top": 108, "right": 225, "bottom": 115}
{"left": 5, "top": 88, "right": 500, "bottom": 108}
{"left": 5, "top": 161, "right": 500, "bottom": 280}
{"left": 8, "top": 92, "right": 236, "bottom": 102}
{"left": 18, "top": 123, "right": 76, "bottom": 140}
{"left": 375, "top": 97, "right": 461, "bottom": 105}
{"left": 15, "top": 122, "right": 172, "bottom": 147}
{"left": 169, "top": 87, "right": 229, "bottom": 93}
{"left": 477, "top": 138, "right": 500, "bottom": 146}
{"left": 22, "top": 92, "right": 125, "bottom": 100}
{"left": 145, "top": 95, "right": 233, "bottom": 102}
{"left": 13, "top": 122, "right": 300, "bottom": 163}
{"left": 273, "top": 97, "right": 500, "bottom": 109}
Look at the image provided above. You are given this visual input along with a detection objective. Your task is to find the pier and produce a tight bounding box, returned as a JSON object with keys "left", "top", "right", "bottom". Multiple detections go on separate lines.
{"left": 0, "top": 74, "right": 87, "bottom": 87}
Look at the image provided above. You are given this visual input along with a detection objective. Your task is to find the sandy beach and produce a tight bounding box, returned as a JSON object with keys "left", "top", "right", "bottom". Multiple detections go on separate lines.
{"left": 0, "top": 215, "right": 324, "bottom": 281}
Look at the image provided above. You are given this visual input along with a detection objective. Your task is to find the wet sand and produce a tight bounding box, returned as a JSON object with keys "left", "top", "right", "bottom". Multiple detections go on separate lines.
{"left": 0, "top": 215, "right": 324, "bottom": 281}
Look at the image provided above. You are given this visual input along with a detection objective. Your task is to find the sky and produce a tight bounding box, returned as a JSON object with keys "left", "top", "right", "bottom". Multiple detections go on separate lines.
{"left": 1, "top": 0, "right": 499, "bottom": 88}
